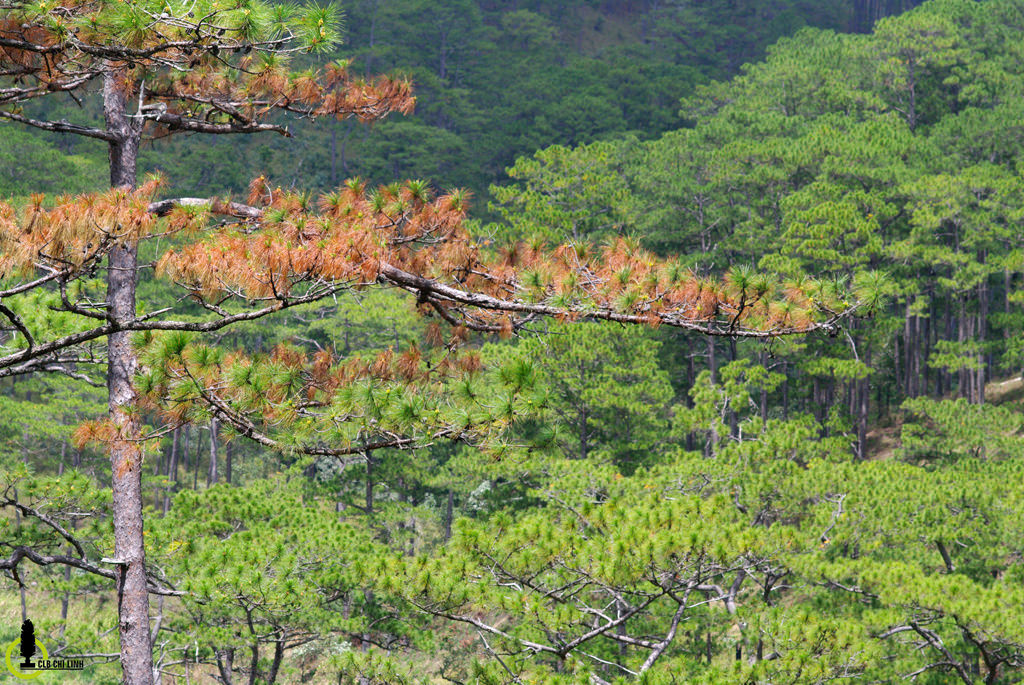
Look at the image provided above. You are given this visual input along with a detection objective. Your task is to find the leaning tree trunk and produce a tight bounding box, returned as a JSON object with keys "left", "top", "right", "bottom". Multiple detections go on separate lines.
{"left": 103, "top": 69, "right": 155, "bottom": 685}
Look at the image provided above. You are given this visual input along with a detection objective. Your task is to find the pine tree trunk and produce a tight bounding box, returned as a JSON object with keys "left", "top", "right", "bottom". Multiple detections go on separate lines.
{"left": 365, "top": 452, "right": 374, "bottom": 515}
{"left": 266, "top": 638, "right": 284, "bottom": 685}
{"left": 904, "top": 299, "right": 915, "bottom": 397}
{"left": 913, "top": 313, "right": 922, "bottom": 398}
{"left": 686, "top": 348, "right": 696, "bottom": 450}
{"left": 103, "top": 68, "right": 154, "bottom": 685}
{"left": 824, "top": 377, "right": 835, "bottom": 437}
{"left": 923, "top": 287, "right": 934, "bottom": 396}
{"left": 1005, "top": 269, "right": 1013, "bottom": 347}
{"left": 759, "top": 350, "right": 768, "bottom": 425}
{"left": 154, "top": 437, "right": 164, "bottom": 476}
{"left": 977, "top": 263, "right": 988, "bottom": 404}
{"left": 225, "top": 440, "right": 232, "bottom": 486}
{"left": 208, "top": 418, "right": 218, "bottom": 486}
{"left": 967, "top": 314, "right": 978, "bottom": 403}
{"left": 180, "top": 425, "right": 189, "bottom": 481}
{"left": 444, "top": 488, "right": 454, "bottom": 542}
{"left": 728, "top": 339, "right": 738, "bottom": 438}
{"left": 893, "top": 331, "right": 901, "bottom": 399}
{"left": 193, "top": 428, "right": 201, "bottom": 491}
{"left": 163, "top": 427, "right": 179, "bottom": 515}
{"left": 707, "top": 336, "right": 716, "bottom": 384}
{"left": 813, "top": 377, "right": 822, "bottom": 426}
{"left": 216, "top": 647, "right": 234, "bottom": 685}
{"left": 781, "top": 360, "right": 789, "bottom": 421}
{"left": 943, "top": 301, "right": 955, "bottom": 397}
{"left": 858, "top": 343, "right": 871, "bottom": 460}
{"left": 61, "top": 511, "right": 75, "bottom": 630}
{"left": 958, "top": 296, "right": 968, "bottom": 399}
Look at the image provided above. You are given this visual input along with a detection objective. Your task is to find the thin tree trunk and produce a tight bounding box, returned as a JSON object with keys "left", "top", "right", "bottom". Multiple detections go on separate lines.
{"left": 943, "top": 300, "right": 955, "bottom": 397}
{"left": 103, "top": 67, "right": 154, "bottom": 685}
{"left": 365, "top": 452, "right": 373, "bottom": 515}
{"left": 705, "top": 337, "right": 718, "bottom": 457}
{"left": 60, "top": 517, "right": 74, "bottom": 634}
{"left": 180, "top": 425, "right": 190, "bottom": 483}
{"left": 162, "top": 427, "right": 179, "bottom": 515}
{"left": 759, "top": 350, "right": 768, "bottom": 425}
{"left": 977, "top": 264, "right": 988, "bottom": 404}
{"left": 1005, "top": 269, "right": 1013, "bottom": 350}
{"left": 60, "top": 560, "right": 71, "bottom": 630}
{"left": 728, "top": 339, "right": 738, "bottom": 438}
{"left": 893, "top": 330, "right": 901, "bottom": 399}
{"left": 154, "top": 432, "right": 164, "bottom": 476}
{"left": 194, "top": 426, "right": 201, "bottom": 491}
{"left": 912, "top": 311, "right": 921, "bottom": 398}
{"left": 924, "top": 287, "right": 934, "bottom": 395}
{"left": 15, "top": 490, "right": 27, "bottom": 621}
{"left": 266, "top": 638, "right": 284, "bottom": 685}
{"left": 217, "top": 647, "right": 234, "bottom": 685}
{"left": 225, "top": 440, "right": 232, "bottom": 485}
{"left": 687, "top": 348, "right": 696, "bottom": 450}
{"left": 707, "top": 336, "right": 717, "bottom": 384}
{"left": 208, "top": 417, "right": 218, "bottom": 486}
{"left": 858, "top": 343, "right": 871, "bottom": 460}
{"left": 909, "top": 296, "right": 917, "bottom": 397}
{"left": 824, "top": 376, "right": 835, "bottom": 437}
{"left": 151, "top": 595, "right": 165, "bottom": 685}
{"left": 813, "top": 377, "right": 822, "bottom": 428}
{"left": 444, "top": 488, "right": 454, "bottom": 542}
{"left": 958, "top": 296, "right": 968, "bottom": 399}
{"left": 248, "top": 640, "right": 259, "bottom": 685}
{"left": 782, "top": 360, "right": 789, "bottom": 421}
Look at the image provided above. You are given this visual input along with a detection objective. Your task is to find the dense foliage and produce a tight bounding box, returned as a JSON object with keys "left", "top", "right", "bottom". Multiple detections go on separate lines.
{"left": 3, "top": 0, "right": 923, "bottom": 205}
{"left": 4, "top": 1, "right": 1024, "bottom": 684}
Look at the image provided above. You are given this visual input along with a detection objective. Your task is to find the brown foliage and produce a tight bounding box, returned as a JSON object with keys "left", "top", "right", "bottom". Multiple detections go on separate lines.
{"left": 152, "top": 180, "right": 844, "bottom": 338}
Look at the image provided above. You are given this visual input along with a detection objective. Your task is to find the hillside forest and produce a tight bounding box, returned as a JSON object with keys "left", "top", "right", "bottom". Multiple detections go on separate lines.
{"left": 3, "top": 0, "right": 1024, "bottom": 684}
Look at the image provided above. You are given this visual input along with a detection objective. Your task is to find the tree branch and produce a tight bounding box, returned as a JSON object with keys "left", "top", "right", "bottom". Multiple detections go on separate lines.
{"left": 0, "top": 546, "right": 184, "bottom": 596}
{"left": 0, "top": 109, "right": 117, "bottom": 141}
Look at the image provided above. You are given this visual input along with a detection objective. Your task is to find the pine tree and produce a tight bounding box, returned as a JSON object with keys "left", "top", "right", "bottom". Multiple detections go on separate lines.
{"left": 0, "top": 3, "right": 412, "bottom": 681}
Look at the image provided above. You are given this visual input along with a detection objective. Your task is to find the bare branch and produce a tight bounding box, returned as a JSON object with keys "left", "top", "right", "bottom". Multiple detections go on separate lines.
{"left": 0, "top": 109, "right": 117, "bottom": 141}
{"left": 0, "top": 546, "right": 184, "bottom": 597}
{"left": 0, "top": 302, "right": 33, "bottom": 350}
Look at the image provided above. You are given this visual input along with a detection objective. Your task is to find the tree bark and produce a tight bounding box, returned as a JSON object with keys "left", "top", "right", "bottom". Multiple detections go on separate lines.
{"left": 104, "top": 65, "right": 154, "bottom": 685}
